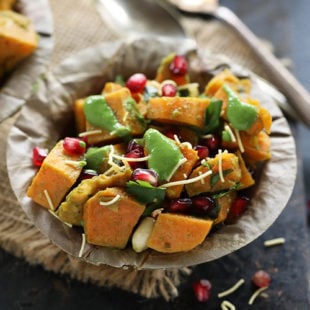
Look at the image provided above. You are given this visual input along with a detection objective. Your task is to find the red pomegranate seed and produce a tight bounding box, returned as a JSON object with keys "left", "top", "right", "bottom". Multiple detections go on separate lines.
{"left": 194, "top": 145, "right": 209, "bottom": 160}
{"left": 63, "top": 137, "right": 86, "bottom": 156}
{"left": 125, "top": 141, "right": 146, "bottom": 170}
{"left": 161, "top": 83, "right": 177, "bottom": 97}
{"left": 228, "top": 196, "right": 250, "bottom": 220}
{"left": 32, "top": 146, "right": 48, "bottom": 167}
{"left": 169, "top": 198, "right": 192, "bottom": 213}
{"left": 252, "top": 270, "right": 271, "bottom": 288}
{"left": 131, "top": 168, "right": 159, "bottom": 186}
{"left": 125, "top": 73, "right": 147, "bottom": 93}
{"left": 80, "top": 169, "right": 98, "bottom": 180}
{"left": 164, "top": 128, "right": 182, "bottom": 141}
{"left": 127, "top": 140, "right": 144, "bottom": 153}
{"left": 201, "top": 134, "right": 220, "bottom": 156}
{"left": 192, "top": 279, "right": 212, "bottom": 302}
{"left": 169, "top": 55, "right": 188, "bottom": 76}
{"left": 192, "top": 196, "right": 216, "bottom": 216}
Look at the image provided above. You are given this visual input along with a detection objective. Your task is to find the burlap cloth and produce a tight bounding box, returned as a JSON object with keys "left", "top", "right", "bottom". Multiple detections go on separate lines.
{"left": 0, "top": 0, "right": 290, "bottom": 301}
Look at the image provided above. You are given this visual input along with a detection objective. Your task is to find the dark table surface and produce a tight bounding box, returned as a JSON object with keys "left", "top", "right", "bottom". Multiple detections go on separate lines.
{"left": 1, "top": 0, "right": 310, "bottom": 309}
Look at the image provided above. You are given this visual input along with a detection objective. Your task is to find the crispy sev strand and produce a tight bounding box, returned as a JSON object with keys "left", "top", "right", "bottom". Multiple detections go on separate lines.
{"left": 78, "top": 233, "right": 86, "bottom": 258}
{"left": 99, "top": 194, "right": 121, "bottom": 206}
{"left": 221, "top": 300, "right": 236, "bottom": 310}
{"left": 248, "top": 286, "right": 268, "bottom": 305}
{"left": 264, "top": 237, "right": 286, "bottom": 247}
{"left": 218, "top": 278, "right": 245, "bottom": 298}
{"left": 44, "top": 189, "right": 55, "bottom": 211}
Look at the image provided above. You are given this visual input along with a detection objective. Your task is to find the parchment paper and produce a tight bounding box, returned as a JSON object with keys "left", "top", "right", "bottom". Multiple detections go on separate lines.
{"left": 0, "top": 0, "right": 53, "bottom": 123}
{"left": 6, "top": 36, "right": 297, "bottom": 269}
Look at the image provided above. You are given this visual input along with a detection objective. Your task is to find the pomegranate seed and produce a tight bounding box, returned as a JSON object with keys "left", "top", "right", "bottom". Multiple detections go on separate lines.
{"left": 32, "top": 146, "right": 48, "bottom": 167}
{"left": 192, "top": 196, "right": 216, "bottom": 216}
{"left": 201, "top": 134, "right": 220, "bottom": 156}
{"left": 164, "top": 128, "right": 182, "bottom": 141}
{"left": 125, "top": 141, "right": 146, "bottom": 170}
{"left": 63, "top": 137, "right": 86, "bottom": 156}
{"left": 125, "top": 73, "right": 147, "bottom": 93}
{"left": 228, "top": 196, "right": 250, "bottom": 220}
{"left": 131, "top": 168, "right": 159, "bottom": 187}
{"left": 80, "top": 169, "right": 98, "bottom": 180}
{"left": 169, "top": 55, "right": 188, "bottom": 76}
{"left": 169, "top": 198, "right": 192, "bottom": 213}
{"left": 161, "top": 83, "right": 177, "bottom": 97}
{"left": 192, "top": 279, "right": 212, "bottom": 302}
{"left": 193, "top": 145, "right": 209, "bottom": 160}
{"left": 252, "top": 270, "right": 271, "bottom": 288}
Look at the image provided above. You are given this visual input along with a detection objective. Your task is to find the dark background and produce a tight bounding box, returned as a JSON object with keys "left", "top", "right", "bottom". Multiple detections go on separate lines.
{"left": 1, "top": 0, "right": 309, "bottom": 309}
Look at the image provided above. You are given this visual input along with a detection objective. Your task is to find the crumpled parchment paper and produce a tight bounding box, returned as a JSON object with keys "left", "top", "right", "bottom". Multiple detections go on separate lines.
{"left": 6, "top": 36, "right": 297, "bottom": 269}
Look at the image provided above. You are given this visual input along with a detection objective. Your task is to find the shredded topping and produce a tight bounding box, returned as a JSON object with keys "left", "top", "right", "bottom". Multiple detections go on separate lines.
{"left": 166, "top": 157, "right": 188, "bottom": 181}
{"left": 161, "top": 169, "right": 212, "bottom": 188}
{"left": 64, "top": 160, "right": 86, "bottom": 168}
{"left": 218, "top": 278, "right": 245, "bottom": 298}
{"left": 48, "top": 209, "right": 72, "bottom": 228}
{"left": 264, "top": 237, "right": 286, "bottom": 247}
{"left": 107, "top": 146, "right": 123, "bottom": 172}
{"left": 44, "top": 189, "right": 55, "bottom": 211}
{"left": 218, "top": 149, "right": 225, "bottom": 183}
{"left": 234, "top": 129, "right": 244, "bottom": 153}
{"left": 78, "top": 129, "right": 102, "bottom": 137}
{"left": 221, "top": 300, "right": 236, "bottom": 310}
{"left": 180, "top": 141, "right": 192, "bottom": 149}
{"left": 99, "top": 194, "right": 121, "bottom": 206}
{"left": 224, "top": 124, "right": 236, "bottom": 142}
{"left": 173, "top": 134, "right": 181, "bottom": 144}
{"left": 78, "top": 233, "right": 86, "bottom": 258}
{"left": 248, "top": 286, "right": 268, "bottom": 305}
{"left": 112, "top": 153, "right": 150, "bottom": 162}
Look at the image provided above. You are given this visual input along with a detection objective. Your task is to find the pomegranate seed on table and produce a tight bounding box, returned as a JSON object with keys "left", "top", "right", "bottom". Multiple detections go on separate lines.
{"left": 131, "top": 168, "right": 159, "bottom": 187}
{"left": 161, "top": 83, "right": 177, "bottom": 97}
{"left": 32, "top": 146, "right": 48, "bottom": 167}
{"left": 169, "top": 198, "right": 192, "bottom": 213}
{"left": 193, "top": 145, "right": 209, "bottom": 160}
{"left": 192, "top": 279, "right": 212, "bottom": 302}
{"left": 63, "top": 137, "right": 86, "bottom": 156}
{"left": 125, "top": 73, "right": 147, "bottom": 93}
{"left": 192, "top": 196, "right": 216, "bottom": 216}
{"left": 169, "top": 55, "right": 188, "bottom": 76}
{"left": 252, "top": 270, "right": 271, "bottom": 288}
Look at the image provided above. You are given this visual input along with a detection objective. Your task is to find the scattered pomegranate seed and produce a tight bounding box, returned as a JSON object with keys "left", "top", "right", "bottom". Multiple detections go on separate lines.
{"left": 201, "top": 134, "right": 220, "bottom": 156}
{"left": 193, "top": 145, "right": 209, "bottom": 160}
{"left": 63, "top": 137, "right": 86, "bottom": 156}
{"left": 169, "top": 55, "right": 188, "bottom": 76}
{"left": 80, "top": 169, "right": 98, "bottom": 180}
{"left": 32, "top": 146, "right": 48, "bottom": 167}
{"left": 161, "top": 83, "right": 177, "bottom": 97}
{"left": 192, "top": 196, "right": 216, "bottom": 216}
{"left": 228, "top": 196, "right": 250, "bottom": 220}
{"left": 192, "top": 279, "right": 212, "bottom": 302}
{"left": 131, "top": 168, "right": 159, "bottom": 187}
{"left": 164, "top": 128, "right": 182, "bottom": 141}
{"left": 125, "top": 141, "right": 146, "bottom": 170}
{"left": 125, "top": 73, "right": 147, "bottom": 93}
{"left": 169, "top": 198, "right": 192, "bottom": 213}
{"left": 252, "top": 270, "right": 271, "bottom": 288}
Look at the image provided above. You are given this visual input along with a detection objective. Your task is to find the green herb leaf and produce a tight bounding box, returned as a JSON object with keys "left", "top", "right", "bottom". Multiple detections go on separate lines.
{"left": 204, "top": 98, "right": 223, "bottom": 133}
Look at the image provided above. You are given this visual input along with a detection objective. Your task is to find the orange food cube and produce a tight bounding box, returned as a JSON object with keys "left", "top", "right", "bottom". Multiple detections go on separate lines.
{"left": 147, "top": 213, "right": 213, "bottom": 253}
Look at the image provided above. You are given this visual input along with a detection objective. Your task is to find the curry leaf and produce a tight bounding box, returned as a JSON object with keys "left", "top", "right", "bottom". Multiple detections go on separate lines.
{"left": 204, "top": 98, "right": 223, "bottom": 133}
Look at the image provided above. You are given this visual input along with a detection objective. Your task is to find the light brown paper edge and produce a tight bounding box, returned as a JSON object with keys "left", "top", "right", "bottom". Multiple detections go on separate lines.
{"left": 6, "top": 36, "right": 297, "bottom": 269}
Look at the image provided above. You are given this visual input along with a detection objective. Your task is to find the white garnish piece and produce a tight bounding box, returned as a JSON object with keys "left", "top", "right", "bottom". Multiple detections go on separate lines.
{"left": 112, "top": 153, "right": 150, "bottom": 162}
{"left": 44, "top": 189, "right": 55, "bottom": 211}
{"left": 165, "top": 157, "right": 188, "bottom": 181}
{"left": 218, "top": 278, "right": 245, "bottom": 298}
{"left": 132, "top": 217, "right": 155, "bottom": 253}
{"left": 48, "top": 209, "right": 72, "bottom": 228}
{"left": 78, "top": 129, "right": 102, "bottom": 137}
{"left": 234, "top": 129, "right": 244, "bottom": 153}
{"left": 264, "top": 237, "right": 286, "bottom": 247}
{"left": 221, "top": 300, "right": 236, "bottom": 310}
{"left": 218, "top": 149, "right": 225, "bottom": 183}
{"left": 173, "top": 134, "right": 181, "bottom": 144}
{"left": 161, "top": 169, "right": 212, "bottom": 188}
{"left": 248, "top": 286, "right": 268, "bottom": 305}
{"left": 180, "top": 142, "right": 193, "bottom": 149}
{"left": 107, "top": 146, "right": 123, "bottom": 172}
{"left": 198, "top": 171, "right": 205, "bottom": 184}
{"left": 122, "top": 111, "right": 129, "bottom": 122}
{"left": 99, "top": 194, "right": 121, "bottom": 206}
{"left": 78, "top": 233, "right": 86, "bottom": 258}
{"left": 200, "top": 133, "right": 213, "bottom": 139}
{"left": 224, "top": 124, "right": 236, "bottom": 142}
